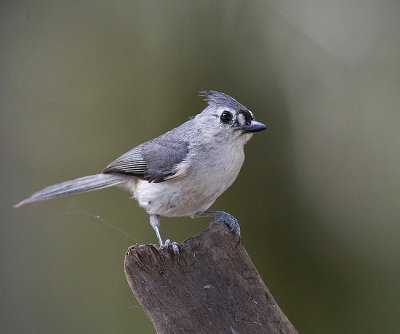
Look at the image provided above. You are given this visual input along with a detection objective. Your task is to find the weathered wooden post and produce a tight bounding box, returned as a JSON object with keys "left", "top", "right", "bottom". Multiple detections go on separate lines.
{"left": 124, "top": 223, "right": 297, "bottom": 334}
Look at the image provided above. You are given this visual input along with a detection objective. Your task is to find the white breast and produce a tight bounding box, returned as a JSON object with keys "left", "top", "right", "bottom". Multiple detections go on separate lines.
{"left": 126, "top": 141, "right": 246, "bottom": 217}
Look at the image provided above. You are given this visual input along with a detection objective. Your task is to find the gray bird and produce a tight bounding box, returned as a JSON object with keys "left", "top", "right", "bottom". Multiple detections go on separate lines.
{"left": 15, "top": 91, "right": 267, "bottom": 253}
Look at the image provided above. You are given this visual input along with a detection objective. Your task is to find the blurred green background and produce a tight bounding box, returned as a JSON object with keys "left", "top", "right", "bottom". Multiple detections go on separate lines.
{"left": 2, "top": 0, "right": 400, "bottom": 333}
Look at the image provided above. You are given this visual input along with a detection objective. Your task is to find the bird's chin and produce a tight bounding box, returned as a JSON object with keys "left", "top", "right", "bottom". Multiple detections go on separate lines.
{"left": 240, "top": 132, "right": 253, "bottom": 143}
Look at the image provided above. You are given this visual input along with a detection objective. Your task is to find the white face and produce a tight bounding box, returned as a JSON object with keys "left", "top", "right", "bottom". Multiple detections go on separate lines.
{"left": 194, "top": 101, "right": 267, "bottom": 147}
{"left": 202, "top": 106, "right": 255, "bottom": 144}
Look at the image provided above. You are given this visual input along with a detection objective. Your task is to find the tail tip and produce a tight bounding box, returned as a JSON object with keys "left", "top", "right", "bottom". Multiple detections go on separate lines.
{"left": 14, "top": 199, "right": 30, "bottom": 208}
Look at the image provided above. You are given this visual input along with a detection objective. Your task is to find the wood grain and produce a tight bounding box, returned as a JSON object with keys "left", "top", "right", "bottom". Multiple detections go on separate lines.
{"left": 124, "top": 223, "right": 297, "bottom": 334}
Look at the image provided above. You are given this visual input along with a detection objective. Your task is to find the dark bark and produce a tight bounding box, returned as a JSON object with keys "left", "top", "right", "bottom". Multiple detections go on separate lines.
{"left": 124, "top": 223, "right": 298, "bottom": 334}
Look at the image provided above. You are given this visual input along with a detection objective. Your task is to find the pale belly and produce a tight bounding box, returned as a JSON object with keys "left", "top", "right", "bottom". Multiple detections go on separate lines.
{"left": 126, "top": 146, "right": 245, "bottom": 217}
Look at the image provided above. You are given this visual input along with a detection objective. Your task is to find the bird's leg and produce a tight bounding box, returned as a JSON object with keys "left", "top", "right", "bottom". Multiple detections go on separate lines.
{"left": 149, "top": 214, "right": 180, "bottom": 254}
{"left": 149, "top": 214, "right": 164, "bottom": 246}
{"left": 196, "top": 211, "right": 241, "bottom": 241}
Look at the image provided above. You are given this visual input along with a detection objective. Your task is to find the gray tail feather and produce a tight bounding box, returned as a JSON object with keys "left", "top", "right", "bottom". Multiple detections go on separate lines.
{"left": 14, "top": 174, "right": 129, "bottom": 208}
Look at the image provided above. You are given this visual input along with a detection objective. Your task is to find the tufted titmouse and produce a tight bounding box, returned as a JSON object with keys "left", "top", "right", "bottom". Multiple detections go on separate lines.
{"left": 15, "top": 91, "right": 267, "bottom": 253}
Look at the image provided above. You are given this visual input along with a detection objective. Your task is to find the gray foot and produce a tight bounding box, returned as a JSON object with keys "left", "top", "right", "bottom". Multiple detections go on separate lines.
{"left": 212, "top": 211, "right": 241, "bottom": 241}
{"left": 163, "top": 239, "right": 180, "bottom": 255}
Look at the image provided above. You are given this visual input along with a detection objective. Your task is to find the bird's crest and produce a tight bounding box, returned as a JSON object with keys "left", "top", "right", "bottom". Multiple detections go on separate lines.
{"left": 199, "top": 90, "right": 246, "bottom": 111}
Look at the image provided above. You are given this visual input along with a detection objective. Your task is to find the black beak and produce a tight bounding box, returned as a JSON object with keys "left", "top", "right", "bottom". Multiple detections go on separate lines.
{"left": 242, "top": 120, "right": 267, "bottom": 133}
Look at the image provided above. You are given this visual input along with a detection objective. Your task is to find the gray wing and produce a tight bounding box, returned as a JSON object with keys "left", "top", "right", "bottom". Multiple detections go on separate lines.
{"left": 103, "top": 131, "right": 190, "bottom": 183}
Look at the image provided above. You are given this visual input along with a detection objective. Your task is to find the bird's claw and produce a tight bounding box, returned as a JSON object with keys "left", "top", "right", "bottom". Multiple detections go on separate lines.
{"left": 162, "top": 239, "right": 180, "bottom": 255}
{"left": 212, "top": 211, "right": 241, "bottom": 241}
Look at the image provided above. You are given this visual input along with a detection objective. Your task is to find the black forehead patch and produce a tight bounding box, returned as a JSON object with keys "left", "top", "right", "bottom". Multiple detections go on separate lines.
{"left": 199, "top": 90, "right": 247, "bottom": 111}
{"left": 239, "top": 110, "right": 253, "bottom": 125}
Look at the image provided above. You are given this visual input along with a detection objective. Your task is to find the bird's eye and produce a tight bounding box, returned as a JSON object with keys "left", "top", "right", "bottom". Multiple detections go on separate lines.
{"left": 220, "top": 111, "right": 233, "bottom": 124}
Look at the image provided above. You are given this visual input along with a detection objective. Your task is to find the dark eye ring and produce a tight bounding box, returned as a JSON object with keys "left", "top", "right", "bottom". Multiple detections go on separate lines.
{"left": 220, "top": 111, "right": 233, "bottom": 124}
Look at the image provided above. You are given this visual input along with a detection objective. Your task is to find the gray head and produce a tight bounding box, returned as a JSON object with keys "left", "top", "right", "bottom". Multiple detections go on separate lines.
{"left": 196, "top": 90, "right": 267, "bottom": 144}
